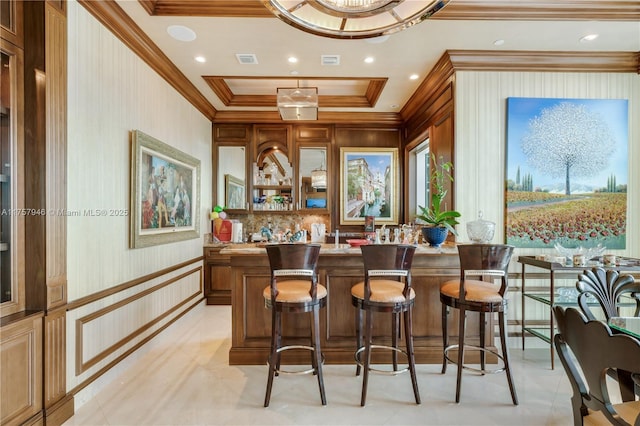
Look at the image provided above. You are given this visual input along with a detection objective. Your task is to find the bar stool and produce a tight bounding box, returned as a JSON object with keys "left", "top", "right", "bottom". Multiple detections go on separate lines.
{"left": 263, "top": 243, "right": 327, "bottom": 407}
{"left": 440, "top": 243, "right": 518, "bottom": 404}
{"left": 351, "top": 244, "right": 420, "bottom": 406}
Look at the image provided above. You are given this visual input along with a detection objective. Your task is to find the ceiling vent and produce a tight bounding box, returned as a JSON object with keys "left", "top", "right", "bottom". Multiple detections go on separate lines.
{"left": 236, "top": 54, "right": 258, "bottom": 64}
{"left": 321, "top": 55, "right": 340, "bottom": 66}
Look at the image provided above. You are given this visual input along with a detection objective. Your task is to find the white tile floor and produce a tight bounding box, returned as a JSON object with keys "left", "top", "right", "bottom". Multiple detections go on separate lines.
{"left": 64, "top": 302, "right": 576, "bottom": 425}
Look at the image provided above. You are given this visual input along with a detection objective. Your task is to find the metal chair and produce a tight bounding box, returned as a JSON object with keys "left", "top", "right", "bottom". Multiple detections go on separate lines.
{"left": 351, "top": 244, "right": 420, "bottom": 406}
{"left": 263, "top": 244, "right": 327, "bottom": 407}
{"left": 440, "top": 243, "right": 518, "bottom": 404}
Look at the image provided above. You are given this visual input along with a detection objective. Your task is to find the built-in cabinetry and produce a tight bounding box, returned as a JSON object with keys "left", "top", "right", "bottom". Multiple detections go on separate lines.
{"left": 203, "top": 245, "right": 232, "bottom": 305}
{"left": 213, "top": 123, "right": 332, "bottom": 215}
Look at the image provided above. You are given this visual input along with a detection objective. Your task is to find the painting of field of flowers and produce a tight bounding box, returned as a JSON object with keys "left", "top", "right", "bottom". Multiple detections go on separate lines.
{"left": 505, "top": 97, "right": 628, "bottom": 249}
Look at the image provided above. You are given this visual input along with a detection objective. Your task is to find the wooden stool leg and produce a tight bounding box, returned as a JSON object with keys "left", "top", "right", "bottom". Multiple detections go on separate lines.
{"left": 312, "top": 306, "right": 327, "bottom": 405}
{"left": 455, "top": 307, "right": 466, "bottom": 403}
{"left": 404, "top": 308, "right": 421, "bottom": 404}
{"left": 479, "top": 312, "right": 486, "bottom": 374}
{"left": 264, "top": 309, "right": 279, "bottom": 407}
{"left": 499, "top": 311, "right": 518, "bottom": 405}
{"left": 361, "top": 309, "right": 374, "bottom": 406}
{"left": 441, "top": 304, "right": 449, "bottom": 374}
{"left": 355, "top": 308, "right": 363, "bottom": 376}
{"left": 392, "top": 312, "right": 399, "bottom": 371}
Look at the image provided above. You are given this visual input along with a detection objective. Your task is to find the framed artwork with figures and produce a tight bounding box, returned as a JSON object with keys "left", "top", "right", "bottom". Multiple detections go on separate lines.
{"left": 130, "top": 130, "right": 200, "bottom": 248}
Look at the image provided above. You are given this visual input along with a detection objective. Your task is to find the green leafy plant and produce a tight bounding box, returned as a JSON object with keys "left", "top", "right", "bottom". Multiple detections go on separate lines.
{"left": 417, "top": 154, "right": 461, "bottom": 235}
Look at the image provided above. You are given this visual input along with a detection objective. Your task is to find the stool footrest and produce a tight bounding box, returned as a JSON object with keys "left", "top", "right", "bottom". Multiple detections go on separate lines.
{"left": 443, "top": 344, "right": 506, "bottom": 375}
{"left": 355, "top": 345, "right": 410, "bottom": 376}
{"left": 270, "top": 345, "right": 325, "bottom": 375}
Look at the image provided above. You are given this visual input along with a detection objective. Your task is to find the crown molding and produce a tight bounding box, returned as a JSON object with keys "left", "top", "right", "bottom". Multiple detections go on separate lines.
{"left": 447, "top": 50, "right": 640, "bottom": 73}
{"left": 212, "top": 110, "right": 403, "bottom": 125}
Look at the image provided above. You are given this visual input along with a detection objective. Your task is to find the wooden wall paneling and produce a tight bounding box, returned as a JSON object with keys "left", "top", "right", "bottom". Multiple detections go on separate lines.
{"left": 294, "top": 125, "right": 333, "bottom": 143}
{"left": 0, "top": 313, "right": 44, "bottom": 426}
{"left": 213, "top": 123, "right": 252, "bottom": 143}
{"left": 333, "top": 127, "right": 402, "bottom": 232}
{"left": 254, "top": 124, "right": 291, "bottom": 160}
{"left": 24, "top": 1, "right": 46, "bottom": 312}
{"left": 0, "top": 0, "right": 24, "bottom": 49}
{"left": 43, "top": 307, "right": 66, "bottom": 411}
{"left": 45, "top": 1, "right": 67, "bottom": 310}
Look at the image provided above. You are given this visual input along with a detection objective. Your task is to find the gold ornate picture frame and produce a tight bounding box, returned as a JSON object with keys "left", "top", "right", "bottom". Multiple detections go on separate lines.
{"left": 130, "top": 130, "right": 200, "bottom": 248}
{"left": 340, "top": 147, "right": 399, "bottom": 225}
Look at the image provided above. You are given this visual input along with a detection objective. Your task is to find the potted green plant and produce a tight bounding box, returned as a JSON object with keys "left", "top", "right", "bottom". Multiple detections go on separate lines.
{"left": 417, "top": 154, "right": 461, "bottom": 246}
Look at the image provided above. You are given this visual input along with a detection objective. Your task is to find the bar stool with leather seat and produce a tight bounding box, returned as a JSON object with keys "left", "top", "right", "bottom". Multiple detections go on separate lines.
{"left": 263, "top": 243, "right": 327, "bottom": 407}
{"left": 351, "top": 244, "right": 420, "bottom": 406}
{"left": 440, "top": 243, "right": 518, "bottom": 404}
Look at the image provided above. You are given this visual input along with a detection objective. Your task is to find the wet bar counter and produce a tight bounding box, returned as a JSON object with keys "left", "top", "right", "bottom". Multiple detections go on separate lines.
{"left": 221, "top": 243, "right": 488, "bottom": 365}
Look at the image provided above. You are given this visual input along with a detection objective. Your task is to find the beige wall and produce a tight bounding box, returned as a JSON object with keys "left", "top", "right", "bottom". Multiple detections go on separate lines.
{"left": 66, "top": 0, "right": 212, "bottom": 404}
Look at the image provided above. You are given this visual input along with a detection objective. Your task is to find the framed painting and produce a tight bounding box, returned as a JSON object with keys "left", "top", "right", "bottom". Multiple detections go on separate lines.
{"left": 505, "top": 97, "right": 628, "bottom": 249}
{"left": 225, "top": 174, "right": 245, "bottom": 210}
{"left": 340, "top": 147, "right": 399, "bottom": 225}
{"left": 130, "top": 130, "right": 201, "bottom": 248}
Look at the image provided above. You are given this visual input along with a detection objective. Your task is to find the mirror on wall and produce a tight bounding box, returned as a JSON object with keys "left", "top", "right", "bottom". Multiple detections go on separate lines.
{"left": 256, "top": 148, "right": 292, "bottom": 186}
{"left": 299, "top": 147, "right": 328, "bottom": 210}
{"left": 217, "top": 145, "right": 246, "bottom": 210}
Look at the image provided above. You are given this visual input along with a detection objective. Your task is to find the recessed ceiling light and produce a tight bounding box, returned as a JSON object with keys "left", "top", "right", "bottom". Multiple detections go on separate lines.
{"left": 288, "top": 56, "right": 298, "bottom": 63}
{"left": 290, "top": 70, "right": 299, "bottom": 75}
{"left": 167, "top": 25, "right": 196, "bottom": 42}
{"left": 194, "top": 56, "right": 206, "bottom": 63}
{"left": 493, "top": 39, "right": 505, "bottom": 46}
{"left": 580, "top": 34, "right": 599, "bottom": 42}
{"left": 364, "top": 56, "right": 374, "bottom": 64}
{"left": 409, "top": 74, "right": 419, "bottom": 80}
{"left": 390, "top": 104, "right": 399, "bottom": 109}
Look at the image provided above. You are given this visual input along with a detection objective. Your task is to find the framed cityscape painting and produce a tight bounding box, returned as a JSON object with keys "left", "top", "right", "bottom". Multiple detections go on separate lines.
{"left": 505, "top": 97, "right": 628, "bottom": 249}
{"left": 340, "top": 147, "right": 398, "bottom": 225}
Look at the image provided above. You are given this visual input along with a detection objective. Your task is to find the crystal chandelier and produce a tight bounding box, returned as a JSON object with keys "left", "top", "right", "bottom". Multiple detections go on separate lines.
{"left": 262, "top": 0, "right": 449, "bottom": 39}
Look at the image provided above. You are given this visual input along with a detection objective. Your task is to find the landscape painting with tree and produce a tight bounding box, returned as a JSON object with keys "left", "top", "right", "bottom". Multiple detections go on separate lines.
{"left": 506, "top": 97, "right": 628, "bottom": 249}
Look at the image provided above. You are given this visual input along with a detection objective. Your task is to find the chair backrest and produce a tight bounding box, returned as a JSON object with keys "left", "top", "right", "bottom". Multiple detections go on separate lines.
{"left": 553, "top": 306, "right": 640, "bottom": 426}
{"left": 576, "top": 267, "right": 640, "bottom": 321}
{"left": 265, "top": 244, "right": 321, "bottom": 300}
{"left": 266, "top": 243, "right": 321, "bottom": 273}
{"left": 360, "top": 245, "right": 416, "bottom": 299}
{"left": 457, "top": 244, "right": 514, "bottom": 296}
{"left": 360, "top": 244, "right": 416, "bottom": 274}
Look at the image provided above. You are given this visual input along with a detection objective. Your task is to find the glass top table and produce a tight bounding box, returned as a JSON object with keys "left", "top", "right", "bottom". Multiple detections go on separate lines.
{"left": 609, "top": 317, "right": 640, "bottom": 340}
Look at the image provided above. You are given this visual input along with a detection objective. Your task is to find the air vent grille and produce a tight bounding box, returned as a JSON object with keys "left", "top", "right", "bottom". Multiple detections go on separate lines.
{"left": 236, "top": 54, "right": 258, "bottom": 64}
{"left": 321, "top": 55, "right": 340, "bottom": 66}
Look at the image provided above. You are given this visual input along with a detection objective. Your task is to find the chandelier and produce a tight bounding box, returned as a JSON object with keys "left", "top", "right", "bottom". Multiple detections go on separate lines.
{"left": 311, "top": 150, "right": 327, "bottom": 189}
{"left": 262, "top": 0, "right": 450, "bottom": 39}
{"left": 277, "top": 86, "right": 318, "bottom": 120}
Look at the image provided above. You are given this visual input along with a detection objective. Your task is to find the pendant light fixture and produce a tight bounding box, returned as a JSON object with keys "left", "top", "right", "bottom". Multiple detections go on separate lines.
{"left": 277, "top": 82, "right": 318, "bottom": 121}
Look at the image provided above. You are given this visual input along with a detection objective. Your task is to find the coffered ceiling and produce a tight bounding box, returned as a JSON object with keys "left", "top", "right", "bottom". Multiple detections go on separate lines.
{"left": 84, "top": 1, "right": 640, "bottom": 121}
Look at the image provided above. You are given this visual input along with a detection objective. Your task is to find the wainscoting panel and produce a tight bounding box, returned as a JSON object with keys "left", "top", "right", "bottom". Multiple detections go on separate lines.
{"left": 66, "top": 261, "right": 202, "bottom": 391}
